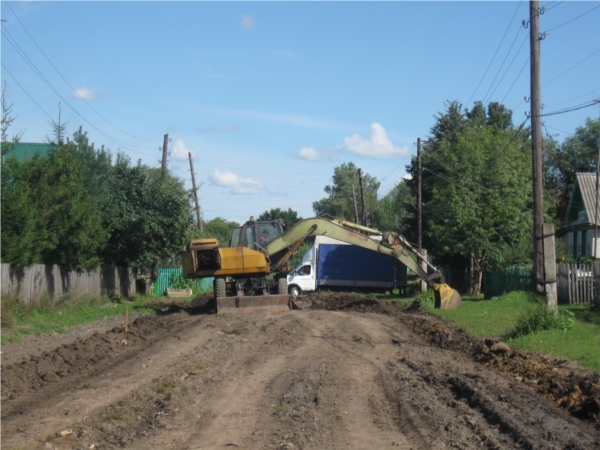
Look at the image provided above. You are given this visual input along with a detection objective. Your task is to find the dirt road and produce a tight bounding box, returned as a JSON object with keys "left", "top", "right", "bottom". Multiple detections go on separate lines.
{"left": 2, "top": 295, "right": 599, "bottom": 450}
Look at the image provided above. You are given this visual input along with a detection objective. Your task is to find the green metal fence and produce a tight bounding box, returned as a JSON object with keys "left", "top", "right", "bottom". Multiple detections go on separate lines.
{"left": 153, "top": 268, "right": 213, "bottom": 296}
{"left": 483, "top": 266, "right": 534, "bottom": 299}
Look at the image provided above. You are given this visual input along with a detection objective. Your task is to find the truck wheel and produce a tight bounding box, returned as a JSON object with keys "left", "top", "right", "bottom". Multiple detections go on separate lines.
{"left": 289, "top": 286, "right": 301, "bottom": 299}
{"left": 215, "top": 278, "right": 226, "bottom": 298}
{"left": 278, "top": 277, "right": 288, "bottom": 295}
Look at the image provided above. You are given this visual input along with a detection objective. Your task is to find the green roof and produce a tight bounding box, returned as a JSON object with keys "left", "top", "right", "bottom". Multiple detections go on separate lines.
{"left": 5, "top": 142, "right": 52, "bottom": 162}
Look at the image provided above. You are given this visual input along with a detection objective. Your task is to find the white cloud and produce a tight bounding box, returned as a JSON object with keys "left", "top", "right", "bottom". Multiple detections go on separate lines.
{"left": 297, "top": 147, "right": 331, "bottom": 162}
{"left": 209, "top": 169, "right": 263, "bottom": 195}
{"left": 239, "top": 15, "right": 256, "bottom": 29}
{"left": 172, "top": 138, "right": 194, "bottom": 160}
{"left": 341, "top": 123, "right": 409, "bottom": 159}
{"left": 296, "top": 123, "right": 409, "bottom": 163}
{"left": 71, "top": 87, "right": 98, "bottom": 101}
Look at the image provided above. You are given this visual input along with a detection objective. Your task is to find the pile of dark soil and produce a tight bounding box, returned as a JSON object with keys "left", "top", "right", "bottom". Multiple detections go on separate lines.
{"left": 310, "top": 292, "right": 600, "bottom": 428}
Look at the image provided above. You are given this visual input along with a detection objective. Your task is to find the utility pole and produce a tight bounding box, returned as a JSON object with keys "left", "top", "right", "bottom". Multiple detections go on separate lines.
{"left": 188, "top": 152, "right": 202, "bottom": 231}
{"left": 530, "top": 0, "right": 545, "bottom": 293}
{"left": 417, "top": 137, "right": 423, "bottom": 250}
{"left": 161, "top": 134, "right": 169, "bottom": 170}
{"left": 358, "top": 168, "right": 367, "bottom": 226}
{"left": 352, "top": 184, "right": 360, "bottom": 224}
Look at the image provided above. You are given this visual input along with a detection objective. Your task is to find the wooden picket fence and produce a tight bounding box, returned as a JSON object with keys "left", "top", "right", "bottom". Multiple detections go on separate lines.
{"left": 0, "top": 263, "right": 137, "bottom": 304}
{"left": 557, "top": 262, "right": 600, "bottom": 305}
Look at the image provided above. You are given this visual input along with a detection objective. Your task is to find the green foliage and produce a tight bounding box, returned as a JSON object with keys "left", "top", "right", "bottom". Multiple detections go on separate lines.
{"left": 191, "top": 217, "right": 241, "bottom": 246}
{"left": 545, "top": 117, "right": 600, "bottom": 223}
{"left": 503, "top": 306, "right": 575, "bottom": 340}
{"left": 0, "top": 293, "right": 159, "bottom": 343}
{"left": 169, "top": 272, "right": 195, "bottom": 290}
{"left": 405, "top": 100, "right": 532, "bottom": 292}
{"left": 313, "top": 162, "right": 380, "bottom": 224}
{"left": 257, "top": 207, "right": 302, "bottom": 230}
{"left": 288, "top": 241, "right": 312, "bottom": 269}
{"left": 100, "top": 153, "right": 195, "bottom": 270}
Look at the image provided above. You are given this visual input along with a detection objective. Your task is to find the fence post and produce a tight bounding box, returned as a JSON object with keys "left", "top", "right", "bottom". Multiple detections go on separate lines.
{"left": 420, "top": 249, "right": 428, "bottom": 293}
{"left": 543, "top": 224, "right": 557, "bottom": 310}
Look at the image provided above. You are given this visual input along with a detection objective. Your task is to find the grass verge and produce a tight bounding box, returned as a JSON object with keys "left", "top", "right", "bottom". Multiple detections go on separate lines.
{"left": 421, "top": 290, "right": 600, "bottom": 372}
{"left": 0, "top": 293, "right": 164, "bottom": 344}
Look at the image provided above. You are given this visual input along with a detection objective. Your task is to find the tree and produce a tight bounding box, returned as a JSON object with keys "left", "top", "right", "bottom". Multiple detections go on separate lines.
{"left": 426, "top": 125, "right": 532, "bottom": 293}
{"left": 545, "top": 117, "right": 600, "bottom": 223}
{"left": 313, "top": 162, "right": 380, "bottom": 226}
{"left": 40, "top": 142, "right": 108, "bottom": 270}
{"left": 100, "top": 153, "right": 195, "bottom": 273}
{"left": 257, "top": 207, "right": 303, "bottom": 230}
{"left": 191, "top": 217, "right": 241, "bottom": 246}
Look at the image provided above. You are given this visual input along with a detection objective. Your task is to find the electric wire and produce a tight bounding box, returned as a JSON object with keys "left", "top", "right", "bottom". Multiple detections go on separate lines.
{"left": 5, "top": 1, "right": 155, "bottom": 144}
{"left": 542, "top": 49, "right": 600, "bottom": 88}
{"left": 544, "top": 88, "right": 600, "bottom": 108}
{"left": 1, "top": 62, "right": 53, "bottom": 120}
{"left": 482, "top": 28, "right": 527, "bottom": 105}
{"left": 485, "top": 33, "right": 529, "bottom": 104}
{"left": 541, "top": 99, "right": 600, "bottom": 117}
{"left": 1, "top": 29, "right": 156, "bottom": 154}
{"left": 465, "top": 2, "right": 522, "bottom": 108}
{"left": 501, "top": 55, "right": 529, "bottom": 104}
{"left": 546, "top": 4, "right": 600, "bottom": 32}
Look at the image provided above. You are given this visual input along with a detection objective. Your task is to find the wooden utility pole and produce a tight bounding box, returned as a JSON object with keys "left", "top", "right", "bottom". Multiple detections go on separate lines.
{"left": 417, "top": 137, "right": 423, "bottom": 250}
{"left": 530, "top": 0, "right": 545, "bottom": 293}
{"left": 161, "top": 134, "right": 169, "bottom": 170}
{"left": 352, "top": 184, "right": 360, "bottom": 224}
{"left": 358, "top": 168, "right": 367, "bottom": 226}
{"left": 188, "top": 152, "right": 202, "bottom": 231}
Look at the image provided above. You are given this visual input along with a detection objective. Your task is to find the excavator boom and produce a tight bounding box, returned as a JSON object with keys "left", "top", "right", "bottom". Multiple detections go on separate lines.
{"left": 182, "top": 216, "right": 461, "bottom": 312}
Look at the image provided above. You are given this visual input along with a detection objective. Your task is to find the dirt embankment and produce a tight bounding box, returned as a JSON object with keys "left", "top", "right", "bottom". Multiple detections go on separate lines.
{"left": 1, "top": 293, "right": 599, "bottom": 450}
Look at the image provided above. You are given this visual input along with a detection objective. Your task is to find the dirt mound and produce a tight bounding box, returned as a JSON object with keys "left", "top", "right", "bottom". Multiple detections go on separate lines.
{"left": 311, "top": 293, "right": 600, "bottom": 428}
{"left": 1, "top": 312, "right": 195, "bottom": 417}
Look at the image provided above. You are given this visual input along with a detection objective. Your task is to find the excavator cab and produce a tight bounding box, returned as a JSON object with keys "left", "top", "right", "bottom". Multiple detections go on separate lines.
{"left": 229, "top": 219, "right": 285, "bottom": 251}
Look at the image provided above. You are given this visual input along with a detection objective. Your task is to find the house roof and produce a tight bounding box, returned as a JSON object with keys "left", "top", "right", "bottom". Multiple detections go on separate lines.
{"left": 4, "top": 142, "right": 52, "bottom": 162}
{"left": 565, "top": 172, "right": 600, "bottom": 227}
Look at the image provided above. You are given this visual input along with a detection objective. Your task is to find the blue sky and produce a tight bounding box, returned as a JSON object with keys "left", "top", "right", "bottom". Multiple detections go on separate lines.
{"left": 2, "top": 1, "right": 599, "bottom": 224}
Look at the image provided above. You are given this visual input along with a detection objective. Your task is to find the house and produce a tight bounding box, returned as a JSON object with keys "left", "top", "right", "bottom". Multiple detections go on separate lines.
{"left": 557, "top": 172, "right": 600, "bottom": 258}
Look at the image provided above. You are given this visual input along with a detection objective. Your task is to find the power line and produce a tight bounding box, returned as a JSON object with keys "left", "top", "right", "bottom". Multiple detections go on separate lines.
{"left": 465, "top": 2, "right": 522, "bottom": 108}
{"left": 485, "top": 33, "right": 529, "bottom": 104}
{"left": 5, "top": 1, "right": 155, "bottom": 144}
{"left": 546, "top": 4, "right": 600, "bottom": 32}
{"left": 501, "top": 55, "right": 529, "bottom": 104}
{"left": 2, "top": 27, "right": 156, "bottom": 154}
{"left": 544, "top": 87, "right": 600, "bottom": 108}
{"left": 1, "top": 62, "right": 53, "bottom": 120}
{"left": 541, "top": 99, "right": 600, "bottom": 117}
{"left": 542, "top": 49, "right": 600, "bottom": 88}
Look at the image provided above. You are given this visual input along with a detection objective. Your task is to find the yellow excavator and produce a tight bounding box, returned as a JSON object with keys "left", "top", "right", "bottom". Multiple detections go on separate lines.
{"left": 181, "top": 216, "right": 461, "bottom": 313}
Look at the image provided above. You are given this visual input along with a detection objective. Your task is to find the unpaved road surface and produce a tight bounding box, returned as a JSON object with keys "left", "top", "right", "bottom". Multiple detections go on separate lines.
{"left": 2, "top": 295, "right": 599, "bottom": 450}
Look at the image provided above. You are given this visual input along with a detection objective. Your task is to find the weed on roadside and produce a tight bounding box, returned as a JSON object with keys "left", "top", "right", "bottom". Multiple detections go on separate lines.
{"left": 503, "top": 306, "right": 575, "bottom": 340}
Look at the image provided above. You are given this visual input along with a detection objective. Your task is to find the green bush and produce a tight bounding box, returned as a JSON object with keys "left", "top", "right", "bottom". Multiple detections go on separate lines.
{"left": 503, "top": 306, "right": 575, "bottom": 340}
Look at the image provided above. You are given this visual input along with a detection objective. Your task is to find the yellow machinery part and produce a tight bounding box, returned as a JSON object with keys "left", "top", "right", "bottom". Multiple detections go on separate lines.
{"left": 433, "top": 284, "right": 462, "bottom": 309}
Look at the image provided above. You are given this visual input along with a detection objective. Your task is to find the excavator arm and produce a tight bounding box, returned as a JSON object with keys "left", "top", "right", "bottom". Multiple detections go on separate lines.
{"left": 264, "top": 217, "right": 461, "bottom": 309}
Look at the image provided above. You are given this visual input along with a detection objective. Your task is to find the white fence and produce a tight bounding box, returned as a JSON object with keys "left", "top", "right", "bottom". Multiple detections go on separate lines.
{"left": 0, "top": 263, "right": 137, "bottom": 304}
{"left": 557, "top": 262, "right": 600, "bottom": 305}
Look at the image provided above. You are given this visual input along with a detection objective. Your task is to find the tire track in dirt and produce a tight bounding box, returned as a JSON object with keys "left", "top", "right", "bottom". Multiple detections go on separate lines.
{"left": 2, "top": 297, "right": 599, "bottom": 450}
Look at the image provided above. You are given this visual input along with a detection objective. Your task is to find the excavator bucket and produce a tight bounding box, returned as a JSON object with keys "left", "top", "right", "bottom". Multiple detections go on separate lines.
{"left": 433, "top": 284, "right": 461, "bottom": 309}
{"left": 215, "top": 295, "right": 293, "bottom": 314}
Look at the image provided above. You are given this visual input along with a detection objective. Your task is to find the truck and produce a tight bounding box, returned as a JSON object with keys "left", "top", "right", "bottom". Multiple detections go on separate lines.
{"left": 181, "top": 215, "right": 461, "bottom": 313}
{"left": 286, "top": 235, "right": 407, "bottom": 298}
